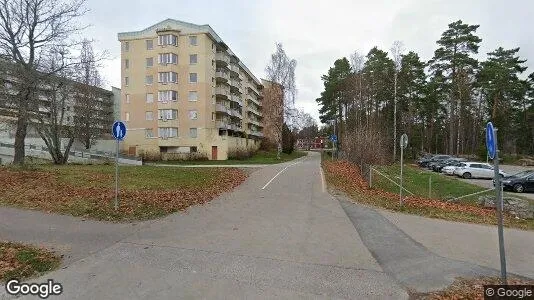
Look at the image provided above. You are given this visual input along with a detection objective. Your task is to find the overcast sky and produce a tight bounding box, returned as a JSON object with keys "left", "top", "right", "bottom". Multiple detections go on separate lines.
{"left": 81, "top": 0, "right": 534, "bottom": 124}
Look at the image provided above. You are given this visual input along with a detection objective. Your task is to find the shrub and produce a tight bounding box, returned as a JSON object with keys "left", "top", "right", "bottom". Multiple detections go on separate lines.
{"left": 228, "top": 148, "right": 254, "bottom": 160}
{"left": 282, "top": 123, "right": 295, "bottom": 154}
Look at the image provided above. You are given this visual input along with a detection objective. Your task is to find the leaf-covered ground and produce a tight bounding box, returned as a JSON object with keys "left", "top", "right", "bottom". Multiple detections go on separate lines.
{"left": 0, "top": 242, "right": 61, "bottom": 282}
{"left": 412, "top": 277, "right": 534, "bottom": 299}
{"left": 0, "top": 165, "right": 248, "bottom": 222}
{"left": 323, "top": 160, "right": 534, "bottom": 230}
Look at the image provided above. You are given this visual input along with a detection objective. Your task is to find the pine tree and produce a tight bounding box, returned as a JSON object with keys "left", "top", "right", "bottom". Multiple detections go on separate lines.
{"left": 430, "top": 20, "right": 482, "bottom": 154}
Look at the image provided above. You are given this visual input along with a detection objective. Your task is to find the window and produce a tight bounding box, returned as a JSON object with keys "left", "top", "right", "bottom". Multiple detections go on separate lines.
{"left": 146, "top": 39, "right": 153, "bottom": 50}
{"left": 125, "top": 94, "right": 130, "bottom": 103}
{"left": 124, "top": 77, "right": 129, "bottom": 86}
{"left": 211, "top": 112, "right": 215, "bottom": 121}
{"left": 145, "top": 75, "right": 153, "bottom": 85}
{"left": 158, "top": 109, "right": 177, "bottom": 120}
{"left": 158, "top": 127, "right": 178, "bottom": 138}
{"left": 158, "top": 53, "right": 178, "bottom": 65}
{"left": 189, "top": 54, "right": 197, "bottom": 64}
{"left": 191, "top": 146, "right": 198, "bottom": 153}
{"left": 189, "top": 73, "right": 197, "bottom": 83}
{"left": 146, "top": 57, "right": 153, "bottom": 67}
{"left": 145, "top": 111, "right": 153, "bottom": 121}
{"left": 158, "top": 90, "right": 178, "bottom": 102}
{"left": 158, "top": 72, "right": 178, "bottom": 84}
{"left": 125, "top": 112, "right": 130, "bottom": 121}
{"left": 189, "top": 36, "right": 197, "bottom": 46}
{"left": 123, "top": 41, "right": 129, "bottom": 52}
{"left": 125, "top": 59, "right": 129, "bottom": 69}
{"left": 145, "top": 128, "right": 154, "bottom": 138}
{"left": 158, "top": 34, "right": 178, "bottom": 46}
{"left": 188, "top": 91, "right": 198, "bottom": 101}
{"left": 189, "top": 128, "right": 197, "bottom": 138}
{"left": 146, "top": 93, "right": 154, "bottom": 103}
{"left": 188, "top": 110, "right": 198, "bottom": 120}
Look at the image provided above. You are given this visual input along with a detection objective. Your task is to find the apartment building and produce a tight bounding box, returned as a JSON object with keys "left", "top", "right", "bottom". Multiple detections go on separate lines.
{"left": 0, "top": 69, "right": 118, "bottom": 145}
{"left": 117, "top": 19, "right": 264, "bottom": 160}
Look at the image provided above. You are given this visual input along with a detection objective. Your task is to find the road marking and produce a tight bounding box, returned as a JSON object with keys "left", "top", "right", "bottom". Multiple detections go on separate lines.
{"left": 261, "top": 161, "right": 301, "bottom": 190}
{"left": 320, "top": 167, "right": 326, "bottom": 193}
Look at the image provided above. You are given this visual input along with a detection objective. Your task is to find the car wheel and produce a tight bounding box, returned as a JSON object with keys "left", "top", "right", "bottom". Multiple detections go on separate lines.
{"left": 462, "top": 172, "right": 472, "bottom": 179}
{"left": 513, "top": 184, "right": 524, "bottom": 193}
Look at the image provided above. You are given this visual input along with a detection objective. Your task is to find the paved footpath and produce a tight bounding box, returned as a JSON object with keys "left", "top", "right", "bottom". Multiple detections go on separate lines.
{"left": 1, "top": 152, "right": 533, "bottom": 299}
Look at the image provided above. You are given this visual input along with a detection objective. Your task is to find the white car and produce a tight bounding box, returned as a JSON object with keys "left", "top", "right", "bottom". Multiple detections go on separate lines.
{"left": 454, "top": 162, "right": 507, "bottom": 179}
{"left": 442, "top": 165, "right": 457, "bottom": 175}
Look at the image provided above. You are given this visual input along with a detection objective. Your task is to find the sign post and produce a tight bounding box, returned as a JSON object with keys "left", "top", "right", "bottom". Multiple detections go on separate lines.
{"left": 112, "top": 121, "right": 127, "bottom": 212}
{"left": 330, "top": 134, "right": 337, "bottom": 160}
{"left": 487, "top": 122, "right": 507, "bottom": 284}
{"left": 399, "top": 134, "right": 408, "bottom": 206}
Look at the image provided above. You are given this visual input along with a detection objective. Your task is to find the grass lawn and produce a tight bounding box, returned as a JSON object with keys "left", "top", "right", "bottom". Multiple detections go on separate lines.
{"left": 0, "top": 242, "right": 61, "bottom": 282}
{"left": 153, "top": 150, "right": 308, "bottom": 165}
{"left": 322, "top": 159, "right": 534, "bottom": 230}
{"left": 0, "top": 164, "right": 248, "bottom": 222}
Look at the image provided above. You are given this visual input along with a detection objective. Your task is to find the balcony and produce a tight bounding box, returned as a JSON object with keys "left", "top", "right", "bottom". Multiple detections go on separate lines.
{"left": 248, "top": 119, "right": 261, "bottom": 127}
{"left": 229, "top": 64, "right": 240, "bottom": 74}
{"left": 248, "top": 106, "right": 262, "bottom": 117}
{"left": 230, "top": 109, "right": 242, "bottom": 119}
{"left": 215, "top": 52, "right": 230, "bottom": 65}
{"left": 248, "top": 97, "right": 261, "bottom": 107}
{"left": 248, "top": 84, "right": 260, "bottom": 96}
{"left": 215, "top": 86, "right": 230, "bottom": 98}
{"left": 249, "top": 130, "right": 263, "bottom": 138}
{"left": 230, "top": 94, "right": 243, "bottom": 106}
{"left": 215, "top": 103, "right": 229, "bottom": 114}
{"left": 230, "top": 79, "right": 242, "bottom": 89}
{"left": 215, "top": 70, "right": 229, "bottom": 82}
{"left": 216, "top": 120, "right": 229, "bottom": 129}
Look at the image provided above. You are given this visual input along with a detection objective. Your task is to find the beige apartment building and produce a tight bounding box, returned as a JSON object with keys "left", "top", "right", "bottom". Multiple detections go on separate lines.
{"left": 117, "top": 19, "right": 264, "bottom": 160}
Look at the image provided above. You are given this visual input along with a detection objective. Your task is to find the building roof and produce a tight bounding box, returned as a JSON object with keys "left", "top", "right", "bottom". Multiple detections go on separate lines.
{"left": 117, "top": 18, "right": 262, "bottom": 86}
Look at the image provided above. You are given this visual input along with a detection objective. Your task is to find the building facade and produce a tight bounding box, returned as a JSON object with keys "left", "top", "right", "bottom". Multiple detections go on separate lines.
{"left": 117, "top": 19, "right": 264, "bottom": 160}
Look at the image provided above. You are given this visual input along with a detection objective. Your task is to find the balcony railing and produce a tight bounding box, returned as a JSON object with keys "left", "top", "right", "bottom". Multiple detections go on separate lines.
{"left": 248, "top": 84, "right": 260, "bottom": 96}
{"left": 229, "top": 64, "right": 240, "bottom": 73}
{"left": 248, "top": 106, "right": 262, "bottom": 117}
{"left": 215, "top": 86, "right": 230, "bottom": 98}
{"left": 248, "top": 119, "right": 261, "bottom": 127}
{"left": 248, "top": 97, "right": 261, "bottom": 107}
{"left": 215, "top": 70, "right": 230, "bottom": 81}
{"left": 230, "top": 94, "right": 243, "bottom": 106}
{"left": 215, "top": 103, "right": 228, "bottom": 114}
{"left": 216, "top": 120, "right": 229, "bottom": 129}
{"left": 215, "top": 52, "right": 230, "bottom": 65}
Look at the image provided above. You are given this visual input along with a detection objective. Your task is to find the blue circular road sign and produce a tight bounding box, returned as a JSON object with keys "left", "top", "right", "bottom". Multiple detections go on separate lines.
{"left": 112, "top": 121, "right": 127, "bottom": 141}
{"left": 486, "top": 122, "right": 496, "bottom": 159}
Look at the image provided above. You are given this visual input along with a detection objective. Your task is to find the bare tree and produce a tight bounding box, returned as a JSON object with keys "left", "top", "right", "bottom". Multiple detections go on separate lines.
{"left": 74, "top": 39, "right": 106, "bottom": 149}
{"left": 0, "top": 0, "right": 87, "bottom": 164}
{"left": 265, "top": 43, "right": 297, "bottom": 158}
{"left": 390, "top": 40, "right": 404, "bottom": 161}
{"left": 33, "top": 47, "right": 76, "bottom": 164}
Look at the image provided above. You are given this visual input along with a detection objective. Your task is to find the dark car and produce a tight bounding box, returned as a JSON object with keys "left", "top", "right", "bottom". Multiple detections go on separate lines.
{"left": 498, "top": 170, "right": 534, "bottom": 193}
{"left": 417, "top": 154, "right": 435, "bottom": 167}
{"left": 432, "top": 159, "right": 464, "bottom": 172}
{"left": 419, "top": 154, "right": 451, "bottom": 168}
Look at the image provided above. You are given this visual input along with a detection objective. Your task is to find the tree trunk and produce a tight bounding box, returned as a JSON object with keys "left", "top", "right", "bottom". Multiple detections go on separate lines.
{"left": 13, "top": 108, "right": 28, "bottom": 164}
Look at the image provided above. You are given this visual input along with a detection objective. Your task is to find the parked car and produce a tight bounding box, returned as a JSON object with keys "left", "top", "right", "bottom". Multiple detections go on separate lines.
{"left": 420, "top": 155, "right": 453, "bottom": 168}
{"left": 496, "top": 170, "right": 534, "bottom": 193}
{"left": 442, "top": 165, "right": 458, "bottom": 175}
{"left": 432, "top": 158, "right": 464, "bottom": 172}
{"left": 432, "top": 158, "right": 467, "bottom": 172}
{"left": 455, "top": 162, "right": 508, "bottom": 179}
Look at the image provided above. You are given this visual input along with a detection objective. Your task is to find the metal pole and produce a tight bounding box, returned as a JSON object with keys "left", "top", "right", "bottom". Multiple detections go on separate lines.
{"left": 115, "top": 139, "right": 119, "bottom": 211}
{"left": 400, "top": 146, "right": 404, "bottom": 206}
{"left": 493, "top": 128, "right": 507, "bottom": 284}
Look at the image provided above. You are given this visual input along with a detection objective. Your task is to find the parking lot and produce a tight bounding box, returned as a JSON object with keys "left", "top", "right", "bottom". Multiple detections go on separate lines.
{"left": 454, "top": 164, "right": 534, "bottom": 201}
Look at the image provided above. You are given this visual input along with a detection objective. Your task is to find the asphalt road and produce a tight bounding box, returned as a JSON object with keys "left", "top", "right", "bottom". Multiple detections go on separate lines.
{"left": 2, "top": 153, "right": 533, "bottom": 299}
{"left": 3, "top": 152, "right": 406, "bottom": 299}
